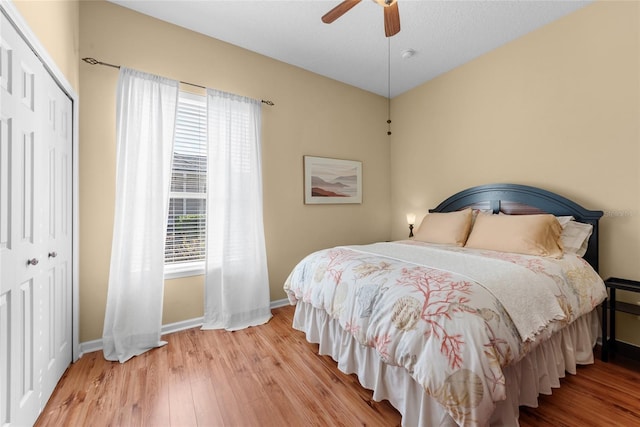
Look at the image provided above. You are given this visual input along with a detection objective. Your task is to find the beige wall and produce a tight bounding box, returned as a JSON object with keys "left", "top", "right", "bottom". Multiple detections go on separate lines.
{"left": 390, "top": 1, "right": 640, "bottom": 343}
{"left": 79, "top": 1, "right": 391, "bottom": 342}
{"left": 11, "top": 0, "right": 80, "bottom": 92}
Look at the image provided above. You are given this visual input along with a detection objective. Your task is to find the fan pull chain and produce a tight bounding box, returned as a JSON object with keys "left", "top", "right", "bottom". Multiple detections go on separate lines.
{"left": 387, "top": 38, "right": 392, "bottom": 136}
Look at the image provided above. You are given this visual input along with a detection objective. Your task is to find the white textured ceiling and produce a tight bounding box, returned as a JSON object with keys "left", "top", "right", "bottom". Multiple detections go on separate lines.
{"left": 107, "top": 0, "right": 593, "bottom": 98}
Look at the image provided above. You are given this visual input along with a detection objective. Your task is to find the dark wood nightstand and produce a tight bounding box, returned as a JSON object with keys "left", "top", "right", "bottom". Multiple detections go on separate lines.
{"left": 601, "top": 277, "right": 640, "bottom": 362}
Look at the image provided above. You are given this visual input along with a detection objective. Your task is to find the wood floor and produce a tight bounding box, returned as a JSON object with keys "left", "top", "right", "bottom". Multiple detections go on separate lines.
{"left": 36, "top": 305, "right": 640, "bottom": 427}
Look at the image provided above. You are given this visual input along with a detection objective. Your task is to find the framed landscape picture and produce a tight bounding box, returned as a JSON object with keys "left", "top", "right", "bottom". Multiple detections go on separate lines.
{"left": 304, "top": 156, "right": 362, "bottom": 204}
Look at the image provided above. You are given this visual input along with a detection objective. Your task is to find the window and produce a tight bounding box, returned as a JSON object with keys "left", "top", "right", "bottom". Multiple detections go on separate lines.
{"left": 164, "top": 92, "right": 207, "bottom": 278}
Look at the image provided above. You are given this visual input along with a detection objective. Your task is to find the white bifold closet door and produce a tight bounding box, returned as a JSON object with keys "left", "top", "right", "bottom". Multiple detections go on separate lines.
{"left": 0, "top": 9, "right": 73, "bottom": 426}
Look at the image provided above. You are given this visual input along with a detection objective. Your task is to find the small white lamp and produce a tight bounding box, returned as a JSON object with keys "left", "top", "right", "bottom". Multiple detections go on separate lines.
{"left": 406, "top": 213, "right": 416, "bottom": 238}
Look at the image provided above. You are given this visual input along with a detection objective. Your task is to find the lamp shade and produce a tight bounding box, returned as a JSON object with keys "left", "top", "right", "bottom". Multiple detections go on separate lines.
{"left": 406, "top": 213, "right": 416, "bottom": 225}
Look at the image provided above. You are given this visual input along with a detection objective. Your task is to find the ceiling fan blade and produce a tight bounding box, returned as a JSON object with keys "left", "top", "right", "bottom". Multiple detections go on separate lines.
{"left": 384, "top": 2, "right": 400, "bottom": 37}
{"left": 322, "top": 0, "right": 362, "bottom": 24}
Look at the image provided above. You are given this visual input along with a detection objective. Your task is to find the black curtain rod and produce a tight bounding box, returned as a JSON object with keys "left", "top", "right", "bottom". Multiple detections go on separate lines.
{"left": 82, "top": 57, "right": 275, "bottom": 106}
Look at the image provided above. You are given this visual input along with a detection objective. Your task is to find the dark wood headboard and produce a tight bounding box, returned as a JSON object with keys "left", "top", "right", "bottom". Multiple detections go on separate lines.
{"left": 430, "top": 183, "right": 603, "bottom": 271}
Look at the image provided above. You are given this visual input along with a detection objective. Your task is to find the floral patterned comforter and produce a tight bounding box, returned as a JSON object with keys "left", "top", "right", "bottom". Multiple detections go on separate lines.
{"left": 284, "top": 241, "right": 606, "bottom": 426}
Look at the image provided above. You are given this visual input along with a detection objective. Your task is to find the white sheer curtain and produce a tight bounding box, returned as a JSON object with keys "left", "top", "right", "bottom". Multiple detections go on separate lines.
{"left": 103, "top": 68, "right": 179, "bottom": 362}
{"left": 202, "top": 89, "right": 272, "bottom": 330}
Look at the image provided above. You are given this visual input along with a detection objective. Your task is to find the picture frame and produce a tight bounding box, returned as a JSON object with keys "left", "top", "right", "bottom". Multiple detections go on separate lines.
{"left": 304, "top": 156, "right": 362, "bottom": 204}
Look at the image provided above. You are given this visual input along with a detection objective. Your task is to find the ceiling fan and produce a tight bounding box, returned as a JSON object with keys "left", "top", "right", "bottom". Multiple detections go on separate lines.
{"left": 322, "top": 0, "right": 401, "bottom": 37}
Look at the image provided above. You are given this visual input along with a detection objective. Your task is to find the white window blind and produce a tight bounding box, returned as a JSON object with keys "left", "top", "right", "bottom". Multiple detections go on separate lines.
{"left": 165, "top": 92, "right": 207, "bottom": 270}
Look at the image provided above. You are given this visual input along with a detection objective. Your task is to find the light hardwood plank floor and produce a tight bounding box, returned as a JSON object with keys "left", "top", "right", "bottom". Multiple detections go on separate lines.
{"left": 36, "top": 305, "right": 640, "bottom": 426}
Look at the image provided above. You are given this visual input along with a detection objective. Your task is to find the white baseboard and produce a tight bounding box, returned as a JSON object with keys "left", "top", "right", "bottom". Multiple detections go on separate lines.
{"left": 161, "top": 316, "right": 204, "bottom": 335}
{"left": 78, "top": 338, "right": 103, "bottom": 357}
{"left": 78, "top": 298, "right": 292, "bottom": 358}
{"left": 270, "top": 298, "right": 290, "bottom": 309}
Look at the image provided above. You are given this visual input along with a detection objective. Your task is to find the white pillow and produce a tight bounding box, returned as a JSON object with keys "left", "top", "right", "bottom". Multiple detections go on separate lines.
{"left": 561, "top": 220, "right": 592, "bottom": 257}
{"left": 556, "top": 216, "right": 574, "bottom": 227}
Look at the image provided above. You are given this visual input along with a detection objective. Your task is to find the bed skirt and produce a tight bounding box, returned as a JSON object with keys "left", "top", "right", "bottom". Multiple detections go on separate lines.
{"left": 292, "top": 301, "right": 599, "bottom": 426}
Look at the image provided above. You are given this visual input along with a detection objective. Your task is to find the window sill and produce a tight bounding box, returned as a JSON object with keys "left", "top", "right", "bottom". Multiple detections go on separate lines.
{"left": 164, "top": 262, "right": 205, "bottom": 280}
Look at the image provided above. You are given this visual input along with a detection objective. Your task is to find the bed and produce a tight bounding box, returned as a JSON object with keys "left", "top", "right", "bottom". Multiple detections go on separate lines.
{"left": 283, "top": 183, "right": 606, "bottom": 426}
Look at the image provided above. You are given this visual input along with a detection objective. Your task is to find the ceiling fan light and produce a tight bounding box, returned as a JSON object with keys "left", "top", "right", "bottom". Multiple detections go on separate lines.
{"left": 373, "top": 0, "right": 397, "bottom": 7}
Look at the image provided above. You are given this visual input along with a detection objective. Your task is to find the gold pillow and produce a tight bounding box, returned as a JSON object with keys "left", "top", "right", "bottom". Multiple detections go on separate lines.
{"left": 465, "top": 213, "right": 563, "bottom": 258}
{"left": 413, "top": 208, "right": 473, "bottom": 246}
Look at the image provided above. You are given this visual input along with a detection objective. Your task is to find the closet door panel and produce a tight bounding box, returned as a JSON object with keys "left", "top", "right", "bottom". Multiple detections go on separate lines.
{"left": 0, "top": 12, "right": 44, "bottom": 423}
{"left": 0, "top": 28, "right": 13, "bottom": 426}
{"left": 0, "top": 10, "right": 72, "bottom": 425}
{"left": 40, "top": 73, "right": 73, "bottom": 399}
